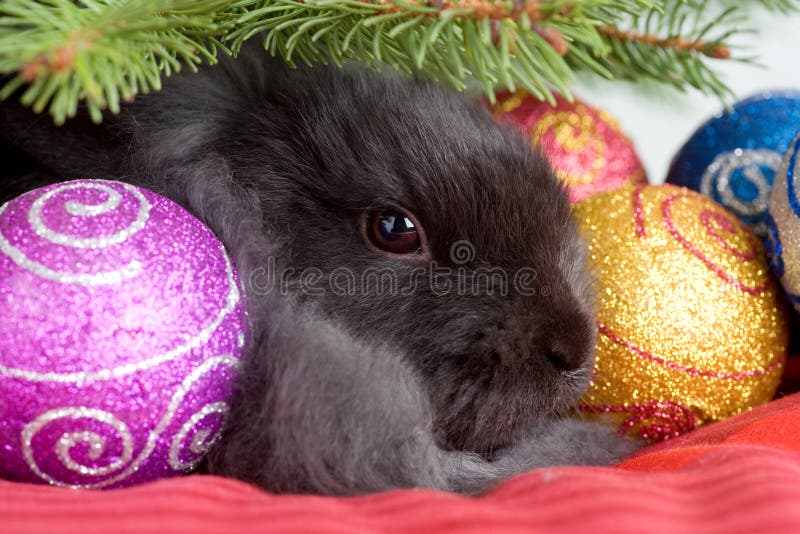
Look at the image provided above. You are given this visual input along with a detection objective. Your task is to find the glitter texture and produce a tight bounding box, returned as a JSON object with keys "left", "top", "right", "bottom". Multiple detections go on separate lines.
{"left": 490, "top": 91, "right": 647, "bottom": 203}
{"left": 767, "top": 132, "right": 800, "bottom": 310}
{"left": 666, "top": 90, "right": 800, "bottom": 238}
{"left": 575, "top": 184, "right": 788, "bottom": 442}
{"left": 0, "top": 180, "right": 246, "bottom": 488}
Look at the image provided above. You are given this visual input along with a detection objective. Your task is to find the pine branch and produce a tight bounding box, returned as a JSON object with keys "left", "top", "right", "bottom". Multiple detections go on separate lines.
{"left": 598, "top": 23, "right": 730, "bottom": 59}
{"left": 568, "top": 1, "right": 744, "bottom": 99}
{"left": 0, "top": 0, "right": 233, "bottom": 124}
{"left": 0, "top": 1, "right": 797, "bottom": 123}
{"left": 745, "top": 0, "right": 800, "bottom": 12}
{"left": 229, "top": 0, "right": 657, "bottom": 102}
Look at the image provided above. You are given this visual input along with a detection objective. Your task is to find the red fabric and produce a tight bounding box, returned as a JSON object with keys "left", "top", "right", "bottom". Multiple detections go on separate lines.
{"left": 3, "top": 394, "right": 800, "bottom": 534}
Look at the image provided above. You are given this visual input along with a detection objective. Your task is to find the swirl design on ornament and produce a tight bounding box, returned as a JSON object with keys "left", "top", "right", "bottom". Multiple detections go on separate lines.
{"left": 0, "top": 180, "right": 150, "bottom": 285}
{"left": 598, "top": 323, "right": 784, "bottom": 379}
{"left": 775, "top": 136, "right": 800, "bottom": 305}
{"left": 700, "top": 149, "right": 782, "bottom": 230}
{"left": 700, "top": 210, "right": 757, "bottom": 261}
{"left": 661, "top": 192, "right": 769, "bottom": 296}
{"left": 580, "top": 401, "right": 697, "bottom": 443}
{"left": 28, "top": 181, "right": 150, "bottom": 248}
{"left": 533, "top": 105, "right": 606, "bottom": 186}
{"left": 168, "top": 402, "right": 228, "bottom": 471}
{"left": 495, "top": 91, "right": 525, "bottom": 114}
{"left": 764, "top": 212, "right": 785, "bottom": 278}
{"left": 786, "top": 136, "right": 800, "bottom": 218}
{"left": 20, "top": 354, "right": 239, "bottom": 488}
{"left": 0, "top": 245, "right": 240, "bottom": 384}
{"left": 21, "top": 407, "right": 135, "bottom": 485}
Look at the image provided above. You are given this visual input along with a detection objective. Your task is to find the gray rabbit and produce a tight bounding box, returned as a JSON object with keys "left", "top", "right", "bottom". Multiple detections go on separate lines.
{"left": 0, "top": 43, "right": 640, "bottom": 495}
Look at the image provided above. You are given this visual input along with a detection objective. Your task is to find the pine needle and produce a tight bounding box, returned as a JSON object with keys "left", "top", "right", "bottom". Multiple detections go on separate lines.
{"left": 0, "top": 0, "right": 795, "bottom": 122}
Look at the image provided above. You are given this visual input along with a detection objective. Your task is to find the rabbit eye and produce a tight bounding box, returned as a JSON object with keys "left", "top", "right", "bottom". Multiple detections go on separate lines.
{"left": 363, "top": 209, "right": 424, "bottom": 256}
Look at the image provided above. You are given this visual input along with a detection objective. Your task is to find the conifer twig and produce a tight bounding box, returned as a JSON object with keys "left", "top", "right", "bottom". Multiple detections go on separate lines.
{"left": 0, "top": 0, "right": 796, "bottom": 123}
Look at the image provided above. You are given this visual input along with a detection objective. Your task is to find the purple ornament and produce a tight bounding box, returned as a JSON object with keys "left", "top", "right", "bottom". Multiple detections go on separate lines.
{"left": 0, "top": 180, "right": 246, "bottom": 488}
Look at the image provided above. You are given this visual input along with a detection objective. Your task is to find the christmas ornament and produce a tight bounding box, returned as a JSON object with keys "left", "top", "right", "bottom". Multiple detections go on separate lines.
{"left": 666, "top": 90, "right": 800, "bottom": 238}
{"left": 574, "top": 184, "right": 788, "bottom": 442}
{"left": 767, "top": 132, "right": 800, "bottom": 311}
{"left": 490, "top": 91, "right": 647, "bottom": 203}
{"left": 0, "top": 179, "right": 246, "bottom": 488}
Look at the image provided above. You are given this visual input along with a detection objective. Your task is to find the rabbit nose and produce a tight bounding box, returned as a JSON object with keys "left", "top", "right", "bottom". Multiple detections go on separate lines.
{"left": 545, "top": 347, "right": 585, "bottom": 372}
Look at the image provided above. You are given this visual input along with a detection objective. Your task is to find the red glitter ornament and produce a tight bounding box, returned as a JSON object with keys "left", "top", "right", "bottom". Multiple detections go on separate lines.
{"left": 489, "top": 91, "right": 647, "bottom": 203}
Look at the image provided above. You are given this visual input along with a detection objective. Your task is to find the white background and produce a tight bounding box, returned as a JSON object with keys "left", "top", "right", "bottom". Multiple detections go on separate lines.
{"left": 572, "top": 8, "right": 800, "bottom": 185}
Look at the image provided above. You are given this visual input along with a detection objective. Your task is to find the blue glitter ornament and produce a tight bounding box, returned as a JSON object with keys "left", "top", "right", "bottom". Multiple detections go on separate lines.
{"left": 666, "top": 90, "right": 800, "bottom": 238}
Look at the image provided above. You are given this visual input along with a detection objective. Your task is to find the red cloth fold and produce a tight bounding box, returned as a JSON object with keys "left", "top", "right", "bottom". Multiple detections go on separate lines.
{"left": 3, "top": 393, "right": 800, "bottom": 534}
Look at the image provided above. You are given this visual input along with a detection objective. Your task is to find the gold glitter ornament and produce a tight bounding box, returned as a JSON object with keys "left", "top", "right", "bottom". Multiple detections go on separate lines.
{"left": 766, "top": 133, "right": 800, "bottom": 311}
{"left": 574, "top": 184, "right": 788, "bottom": 443}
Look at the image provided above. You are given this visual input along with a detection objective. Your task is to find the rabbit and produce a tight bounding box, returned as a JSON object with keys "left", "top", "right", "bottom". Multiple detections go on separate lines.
{"left": 0, "top": 42, "right": 641, "bottom": 495}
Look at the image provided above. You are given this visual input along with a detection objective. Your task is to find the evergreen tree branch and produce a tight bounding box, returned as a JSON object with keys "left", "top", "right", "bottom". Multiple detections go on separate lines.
{"left": 598, "top": 23, "right": 730, "bottom": 59}
{"left": 0, "top": 0, "right": 234, "bottom": 124}
{"left": 568, "top": 1, "right": 745, "bottom": 99}
{"left": 0, "top": 1, "right": 796, "bottom": 123}
{"left": 228, "top": 0, "right": 657, "bottom": 102}
{"left": 744, "top": 0, "right": 799, "bottom": 12}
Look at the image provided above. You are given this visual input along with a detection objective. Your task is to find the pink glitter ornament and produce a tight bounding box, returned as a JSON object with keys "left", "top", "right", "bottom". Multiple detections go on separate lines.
{"left": 0, "top": 179, "right": 246, "bottom": 488}
{"left": 489, "top": 91, "right": 648, "bottom": 203}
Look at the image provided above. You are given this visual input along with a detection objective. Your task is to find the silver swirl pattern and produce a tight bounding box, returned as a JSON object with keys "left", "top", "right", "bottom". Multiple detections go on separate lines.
{"left": 700, "top": 148, "right": 783, "bottom": 225}
{"left": 0, "top": 247, "right": 240, "bottom": 384}
{"left": 28, "top": 181, "right": 150, "bottom": 248}
{"left": 168, "top": 401, "right": 229, "bottom": 471}
{"left": 22, "top": 407, "right": 135, "bottom": 485}
{"left": 0, "top": 180, "right": 151, "bottom": 285}
{"left": 20, "top": 354, "right": 239, "bottom": 488}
